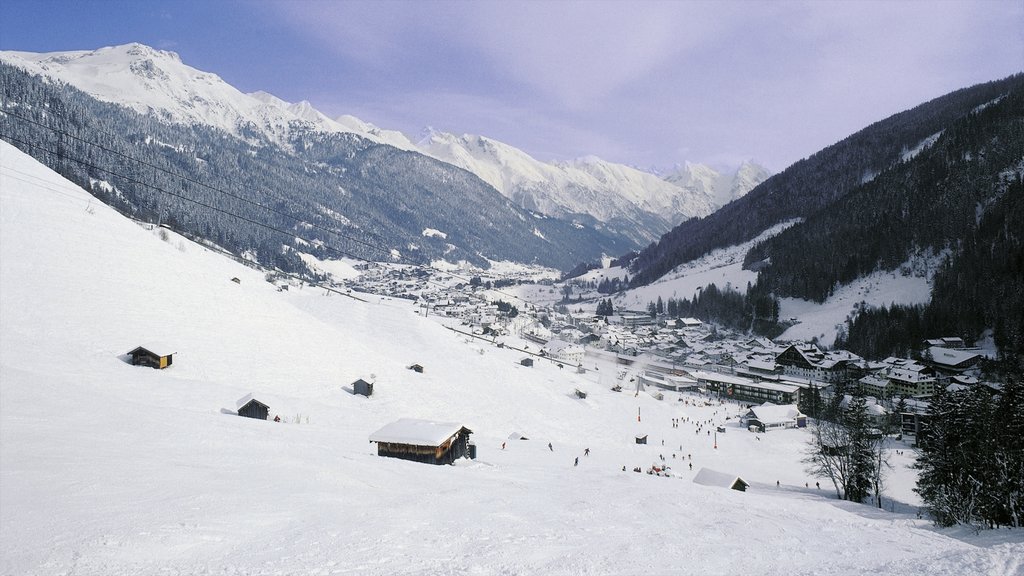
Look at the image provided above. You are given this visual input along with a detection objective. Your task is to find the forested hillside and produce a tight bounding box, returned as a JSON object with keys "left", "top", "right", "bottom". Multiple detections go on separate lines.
{"left": 628, "top": 74, "right": 1024, "bottom": 287}
{"left": 0, "top": 63, "right": 634, "bottom": 272}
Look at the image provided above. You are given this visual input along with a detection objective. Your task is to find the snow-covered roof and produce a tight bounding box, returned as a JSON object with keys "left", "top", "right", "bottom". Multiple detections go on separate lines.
{"left": 130, "top": 342, "right": 175, "bottom": 356}
{"left": 747, "top": 403, "right": 803, "bottom": 424}
{"left": 235, "top": 393, "right": 267, "bottom": 410}
{"left": 927, "top": 346, "right": 980, "bottom": 367}
{"left": 369, "top": 418, "right": 471, "bottom": 447}
{"left": 693, "top": 467, "right": 748, "bottom": 490}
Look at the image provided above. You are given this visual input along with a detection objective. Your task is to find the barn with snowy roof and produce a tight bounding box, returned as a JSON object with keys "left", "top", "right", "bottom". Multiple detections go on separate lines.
{"left": 236, "top": 394, "right": 269, "bottom": 420}
{"left": 693, "top": 467, "right": 750, "bottom": 492}
{"left": 369, "top": 418, "right": 474, "bottom": 465}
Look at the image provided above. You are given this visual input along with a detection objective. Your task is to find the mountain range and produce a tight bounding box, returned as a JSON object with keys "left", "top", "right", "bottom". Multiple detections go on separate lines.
{"left": 0, "top": 43, "right": 768, "bottom": 251}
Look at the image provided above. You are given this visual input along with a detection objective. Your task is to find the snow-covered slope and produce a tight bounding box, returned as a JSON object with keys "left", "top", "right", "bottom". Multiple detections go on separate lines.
{"left": 3, "top": 140, "right": 1021, "bottom": 576}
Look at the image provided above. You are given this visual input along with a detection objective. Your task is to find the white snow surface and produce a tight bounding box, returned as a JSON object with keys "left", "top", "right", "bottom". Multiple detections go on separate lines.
{"left": 3, "top": 141, "right": 1022, "bottom": 574}
{"left": 778, "top": 267, "right": 934, "bottom": 347}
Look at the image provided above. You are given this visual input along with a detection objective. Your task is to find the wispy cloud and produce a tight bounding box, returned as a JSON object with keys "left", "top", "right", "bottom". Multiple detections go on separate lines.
{"left": 266, "top": 0, "right": 1024, "bottom": 170}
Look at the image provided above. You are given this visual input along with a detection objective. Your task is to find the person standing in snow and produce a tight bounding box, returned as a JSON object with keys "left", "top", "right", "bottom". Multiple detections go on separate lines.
{"left": 574, "top": 457, "right": 579, "bottom": 467}
{"left": 584, "top": 447, "right": 590, "bottom": 456}
{"left": 548, "top": 442, "right": 553, "bottom": 451}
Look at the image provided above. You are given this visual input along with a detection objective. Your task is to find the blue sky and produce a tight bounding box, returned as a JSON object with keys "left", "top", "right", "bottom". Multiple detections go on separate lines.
{"left": 3, "top": 0, "right": 1022, "bottom": 172}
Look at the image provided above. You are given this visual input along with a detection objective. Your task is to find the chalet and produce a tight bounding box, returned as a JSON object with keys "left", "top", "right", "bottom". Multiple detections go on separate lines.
{"left": 352, "top": 378, "right": 374, "bottom": 397}
{"left": 693, "top": 468, "right": 749, "bottom": 492}
{"left": 127, "top": 344, "right": 174, "bottom": 369}
{"left": 775, "top": 344, "right": 849, "bottom": 383}
{"left": 369, "top": 418, "right": 473, "bottom": 465}
{"left": 236, "top": 394, "right": 269, "bottom": 420}
{"left": 519, "top": 357, "right": 534, "bottom": 367}
{"left": 740, "top": 403, "right": 806, "bottom": 432}
{"left": 635, "top": 434, "right": 648, "bottom": 444}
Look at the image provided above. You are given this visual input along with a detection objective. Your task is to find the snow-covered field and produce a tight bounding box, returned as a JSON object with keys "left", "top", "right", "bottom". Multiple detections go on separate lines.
{"left": 778, "top": 270, "right": 932, "bottom": 347}
{"left": 2, "top": 140, "right": 1021, "bottom": 575}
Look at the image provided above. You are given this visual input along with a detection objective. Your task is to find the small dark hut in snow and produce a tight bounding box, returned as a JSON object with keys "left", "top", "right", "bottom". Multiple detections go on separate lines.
{"left": 127, "top": 344, "right": 174, "bottom": 369}
{"left": 408, "top": 364, "right": 424, "bottom": 373}
{"left": 369, "top": 418, "right": 474, "bottom": 465}
{"left": 352, "top": 378, "right": 373, "bottom": 397}
{"left": 635, "top": 434, "right": 648, "bottom": 445}
{"left": 236, "top": 394, "right": 269, "bottom": 420}
{"left": 693, "top": 467, "right": 749, "bottom": 492}
{"left": 520, "top": 357, "right": 534, "bottom": 367}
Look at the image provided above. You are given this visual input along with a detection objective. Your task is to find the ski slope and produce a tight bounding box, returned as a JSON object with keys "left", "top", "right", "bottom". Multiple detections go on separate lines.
{"left": 1, "top": 140, "right": 1020, "bottom": 575}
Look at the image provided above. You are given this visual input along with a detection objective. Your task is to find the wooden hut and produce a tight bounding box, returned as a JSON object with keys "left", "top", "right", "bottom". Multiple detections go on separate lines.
{"left": 236, "top": 394, "right": 269, "bottom": 420}
{"left": 127, "top": 344, "right": 174, "bottom": 369}
{"left": 519, "top": 357, "right": 534, "bottom": 367}
{"left": 408, "top": 364, "right": 424, "bottom": 373}
{"left": 352, "top": 378, "right": 373, "bottom": 397}
{"left": 693, "top": 468, "right": 750, "bottom": 492}
{"left": 369, "top": 418, "right": 474, "bottom": 465}
{"left": 635, "top": 434, "right": 648, "bottom": 444}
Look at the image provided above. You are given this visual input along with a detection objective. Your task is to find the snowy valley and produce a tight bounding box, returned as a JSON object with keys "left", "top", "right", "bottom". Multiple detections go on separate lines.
{"left": 3, "top": 137, "right": 1021, "bottom": 576}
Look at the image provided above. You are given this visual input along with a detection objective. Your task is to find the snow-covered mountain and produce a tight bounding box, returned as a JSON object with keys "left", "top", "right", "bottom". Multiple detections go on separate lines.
{"left": 0, "top": 43, "right": 769, "bottom": 245}
{"left": 665, "top": 160, "right": 772, "bottom": 208}
{"left": 417, "top": 130, "right": 769, "bottom": 241}
{"left": 0, "top": 43, "right": 419, "bottom": 152}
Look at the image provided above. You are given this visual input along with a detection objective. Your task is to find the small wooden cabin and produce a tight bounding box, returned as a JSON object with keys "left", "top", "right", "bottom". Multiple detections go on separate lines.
{"left": 236, "top": 394, "right": 269, "bottom": 420}
{"left": 693, "top": 467, "right": 750, "bottom": 492}
{"left": 635, "top": 434, "right": 648, "bottom": 445}
{"left": 369, "top": 418, "right": 474, "bottom": 465}
{"left": 408, "top": 364, "right": 424, "bottom": 373}
{"left": 520, "top": 357, "right": 534, "bottom": 367}
{"left": 128, "top": 344, "right": 174, "bottom": 369}
{"left": 352, "top": 378, "right": 374, "bottom": 397}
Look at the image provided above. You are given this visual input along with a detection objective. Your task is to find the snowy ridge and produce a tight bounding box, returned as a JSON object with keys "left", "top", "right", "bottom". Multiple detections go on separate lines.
{"left": 419, "top": 130, "right": 770, "bottom": 240}
{"left": 0, "top": 44, "right": 418, "bottom": 151}
{"left": 2, "top": 140, "right": 1019, "bottom": 575}
{"left": 0, "top": 43, "right": 769, "bottom": 245}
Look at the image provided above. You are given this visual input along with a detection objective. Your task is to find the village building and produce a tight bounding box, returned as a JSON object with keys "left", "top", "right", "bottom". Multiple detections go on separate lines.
{"left": 923, "top": 346, "right": 981, "bottom": 374}
{"left": 690, "top": 370, "right": 801, "bottom": 404}
{"left": 541, "top": 339, "right": 585, "bottom": 366}
{"left": 740, "top": 403, "right": 806, "bottom": 432}
{"left": 879, "top": 358, "right": 937, "bottom": 397}
{"left": 741, "top": 403, "right": 802, "bottom": 430}
{"left": 127, "top": 344, "right": 175, "bottom": 369}
{"left": 775, "top": 344, "right": 851, "bottom": 383}
{"left": 369, "top": 418, "right": 474, "bottom": 465}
